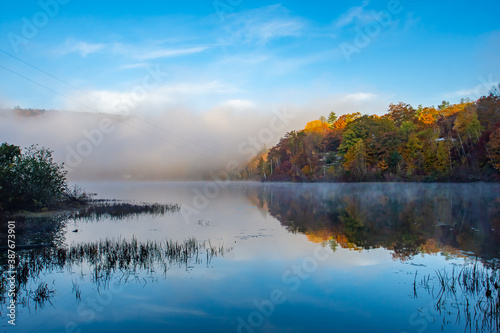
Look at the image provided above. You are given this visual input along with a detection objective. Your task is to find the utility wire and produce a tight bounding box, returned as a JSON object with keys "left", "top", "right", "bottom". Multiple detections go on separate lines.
{"left": 0, "top": 48, "right": 237, "bottom": 160}
{"left": 0, "top": 64, "right": 231, "bottom": 163}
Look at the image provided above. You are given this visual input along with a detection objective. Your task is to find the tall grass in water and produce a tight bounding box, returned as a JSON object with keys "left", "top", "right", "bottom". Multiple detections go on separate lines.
{"left": 0, "top": 201, "right": 181, "bottom": 250}
{"left": 415, "top": 264, "right": 500, "bottom": 332}
{"left": 0, "top": 237, "right": 229, "bottom": 309}
{"left": 68, "top": 201, "right": 181, "bottom": 222}
{"left": 30, "top": 282, "right": 55, "bottom": 309}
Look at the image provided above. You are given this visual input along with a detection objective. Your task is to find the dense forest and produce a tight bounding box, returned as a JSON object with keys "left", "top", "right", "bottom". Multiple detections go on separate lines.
{"left": 243, "top": 87, "right": 500, "bottom": 182}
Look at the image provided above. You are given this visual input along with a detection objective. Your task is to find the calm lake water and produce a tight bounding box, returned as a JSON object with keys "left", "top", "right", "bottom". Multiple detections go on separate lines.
{"left": 1, "top": 182, "right": 500, "bottom": 333}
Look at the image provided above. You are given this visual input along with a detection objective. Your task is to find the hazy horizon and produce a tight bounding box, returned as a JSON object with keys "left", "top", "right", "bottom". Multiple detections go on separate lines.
{"left": 0, "top": 92, "right": 389, "bottom": 180}
{"left": 1, "top": 0, "right": 499, "bottom": 180}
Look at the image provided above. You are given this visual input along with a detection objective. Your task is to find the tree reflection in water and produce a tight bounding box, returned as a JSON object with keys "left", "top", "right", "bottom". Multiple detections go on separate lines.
{"left": 244, "top": 182, "right": 500, "bottom": 332}
{"left": 246, "top": 183, "right": 500, "bottom": 262}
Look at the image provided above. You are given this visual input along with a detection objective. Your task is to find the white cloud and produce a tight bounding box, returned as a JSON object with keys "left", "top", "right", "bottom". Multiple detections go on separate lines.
{"left": 343, "top": 92, "right": 377, "bottom": 101}
{"left": 133, "top": 46, "right": 209, "bottom": 60}
{"left": 442, "top": 76, "right": 498, "bottom": 100}
{"left": 444, "top": 88, "right": 478, "bottom": 98}
{"left": 156, "top": 81, "right": 236, "bottom": 95}
{"left": 332, "top": 1, "right": 411, "bottom": 34}
{"left": 333, "top": 1, "right": 372, "bottom": 29}
{"left": 221, "top": 5, "right": 304, "bottom": 45}
{"left": 244, "top": 19, "right": 303, "bottom": 44}
{"left": 60, "top": 40, "right": 106, "bottom": 57}
{"left": 57, "top": 39, "right": 208, "bottom": 60}
{"left": 63, "top": 81, "right": 240, "bottom": 114}
{"left": 443, "top": 85, "right": 497, "bottom": 100}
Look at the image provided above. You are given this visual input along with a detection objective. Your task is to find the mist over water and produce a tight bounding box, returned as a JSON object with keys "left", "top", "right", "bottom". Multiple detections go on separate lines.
{"left": 0, "top": 94, "right": 387, "bottom": 180}
{"left": 2, "top": 182, "right": 499, "bottom": 333}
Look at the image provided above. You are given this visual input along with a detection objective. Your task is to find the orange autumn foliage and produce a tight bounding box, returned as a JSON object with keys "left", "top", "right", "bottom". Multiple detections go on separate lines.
{"left": 331, "top": 112, "right": 362, "bottom": 130}
{"left": 418, "top": 107, "right": 439, "bottom": 126}
{"left": 304, "top": 120, "right": 331, "bottom": 134}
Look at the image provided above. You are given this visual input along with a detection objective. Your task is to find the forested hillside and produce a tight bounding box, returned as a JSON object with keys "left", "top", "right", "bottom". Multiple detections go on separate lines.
{"left": 243, "top": 87, "right": 500, "bottom": 182}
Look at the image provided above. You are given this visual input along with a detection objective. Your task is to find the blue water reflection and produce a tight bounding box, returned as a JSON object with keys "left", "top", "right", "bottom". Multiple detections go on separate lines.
{"left": 1, "top": 182, "right": 499, "bottom": 332}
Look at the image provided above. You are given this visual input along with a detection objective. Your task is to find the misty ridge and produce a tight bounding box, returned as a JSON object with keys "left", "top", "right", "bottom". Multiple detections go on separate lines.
{"left": 0, "top": 95, "right": 387, "bottom": 181}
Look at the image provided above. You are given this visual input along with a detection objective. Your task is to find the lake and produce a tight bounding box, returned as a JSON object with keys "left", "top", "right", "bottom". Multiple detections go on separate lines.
{"left": 1, "top": 182, "right": 500, "bottom": 333}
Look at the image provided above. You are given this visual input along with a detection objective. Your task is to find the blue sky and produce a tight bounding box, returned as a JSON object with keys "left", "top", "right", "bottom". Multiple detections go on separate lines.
{"left": 0, "top": 0, "right": 499, "bottom": 116}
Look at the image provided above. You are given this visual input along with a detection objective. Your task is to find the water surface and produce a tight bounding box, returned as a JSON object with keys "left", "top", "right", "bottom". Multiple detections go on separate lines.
{"left": 1, "top": 182, "right": 499, "bottom": 333}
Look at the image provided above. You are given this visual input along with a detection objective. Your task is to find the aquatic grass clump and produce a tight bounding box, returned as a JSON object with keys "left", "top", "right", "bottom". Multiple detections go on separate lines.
{"left": 30, "top": 281, "right": 55, "bottom": 308}
{"left": 415, "top": 264, "right": 500, "bottom": 332}
{"left": 69, "top": 201, "right": 181, "bottom": 222}
{"left": 0, "top": 237, "right": 229, "bottom": 311}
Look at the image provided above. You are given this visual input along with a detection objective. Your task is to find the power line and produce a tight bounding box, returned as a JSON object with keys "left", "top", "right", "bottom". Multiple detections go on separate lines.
{"left": 0, "top": 48, "right": 236, "bottom": 160}
{"left": 0, "top": 64, "right": 230, "bottom": 163}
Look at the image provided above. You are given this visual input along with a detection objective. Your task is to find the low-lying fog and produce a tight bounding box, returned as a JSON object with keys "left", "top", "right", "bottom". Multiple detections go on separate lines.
{"left": 0, "top": 95, "right": 387, "bottom": 180}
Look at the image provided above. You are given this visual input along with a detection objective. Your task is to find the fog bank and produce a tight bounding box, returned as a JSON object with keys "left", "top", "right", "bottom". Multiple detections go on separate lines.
{"left": 0, "top": 95, "right": 387, "bottom": 180}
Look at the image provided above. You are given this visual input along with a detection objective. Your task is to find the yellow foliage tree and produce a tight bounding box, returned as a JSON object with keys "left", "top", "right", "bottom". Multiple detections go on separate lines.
{"left": 418, "top": 107, "right": 439, "bottom": 126}
{"left": 301, "top": 165, "right": 311, "bottom": 175}
{"left": 304, "top": 120, "right": 331, "bottom": 134}
{"left": 377, "top": 160, "right": 388, "bottom": 171}
{"left": 439, "top": 101, "right": 474, "bottom": 118}
{"left": 453, "top": 106, "right": 483, "bottom": 143}
{"left": 331, "top": 112, "right": 362, "bottom": 130}
{"left": 343, "top": 140, "right": 367, "bottom": 174}
{"left": 435, "top": 141, "right": 451, "bottom": 173}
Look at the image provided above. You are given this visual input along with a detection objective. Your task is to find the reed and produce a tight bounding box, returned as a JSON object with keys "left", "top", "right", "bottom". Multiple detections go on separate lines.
{"left": 0, "top": 237, "right": 230, "bottom": 310}
{"left": 30, "top": 281, "right": 55, "bottom": 308}
{"left": 415, "top": 263, "right": 500, "bottom": 332}
{"left": 68, "top": 201, "right": 181, "bottom": 222}
{"left": 71, "top": 280, "right": 81, "bottom": 300}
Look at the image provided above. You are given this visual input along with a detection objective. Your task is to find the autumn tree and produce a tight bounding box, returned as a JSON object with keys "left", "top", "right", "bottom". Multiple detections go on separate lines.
{"left": 339, "top": 115, "right": 399, "bottom": 168}
{"left": 343, "top": 140, "right": 367, "bottom": 176}
{"left": 402, "top": 134, "right": 424, "bottom": 175}
{"left": 417, "top": 106, "right": 439, "bottom": 126}
{"left": 331, "top": 112, "right": 362, "bottom": 130}
{"left": 487, "top": 128, "right": 500, "bottom": 171}
{"left": 304, "top": 120, "right": 331, "bottom": 135}
{"left": 387, "top": 102, "right": 416, "bottom": 127}
{"left": 435, "top": 141, "right": 451, "bottom": 174}
{"left": 400, "top": 121, "right": 417, "bottom": 140}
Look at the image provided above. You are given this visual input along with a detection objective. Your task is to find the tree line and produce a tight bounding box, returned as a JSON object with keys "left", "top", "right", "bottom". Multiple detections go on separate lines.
{"left": 243, "top": 87, "right": 500, "bottom": 182}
